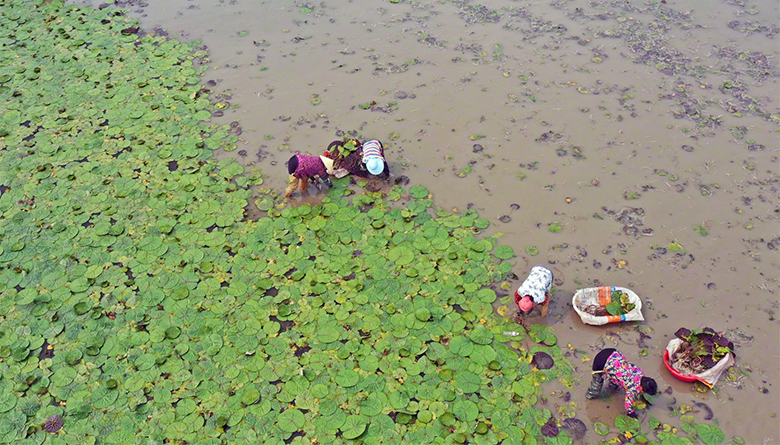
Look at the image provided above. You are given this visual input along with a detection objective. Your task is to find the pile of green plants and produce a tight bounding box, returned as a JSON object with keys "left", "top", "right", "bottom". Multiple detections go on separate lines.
{"left": 606, "top": 290, "right": 636, "bottom": 316}
{"left": 584, "top": 290, "right": 635, "bottom": 317}
{"left": 0, "top": 2, "right": 573, "bottom": 443}
{"left": 671, "top": 328, "right": 735, "bottom": 373}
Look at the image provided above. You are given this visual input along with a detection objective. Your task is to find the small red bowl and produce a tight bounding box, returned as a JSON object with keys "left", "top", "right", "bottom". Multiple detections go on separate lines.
{"left": 663, "top": 351, "right": 710, "bottom": 386}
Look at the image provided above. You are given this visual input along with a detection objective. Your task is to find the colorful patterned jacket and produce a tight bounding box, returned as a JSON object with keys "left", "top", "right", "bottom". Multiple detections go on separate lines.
{"left": 292, "top": 154, "right": 328, "bottom": 179}
{"left": 603, "top": 350, "right": 645, "bottom": 414}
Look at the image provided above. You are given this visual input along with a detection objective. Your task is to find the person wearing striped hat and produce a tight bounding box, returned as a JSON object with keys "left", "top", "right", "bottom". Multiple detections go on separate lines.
{"left": 325, "top": 139, "right": 390, "bottom": 179}
{"left": 361, "top": 139, "right": 388, "bottom": 177}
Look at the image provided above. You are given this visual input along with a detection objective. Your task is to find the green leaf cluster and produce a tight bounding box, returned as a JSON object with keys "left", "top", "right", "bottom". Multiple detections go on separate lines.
{"left": 0, "top": 2, "right": 574, "bottom": 443}
{"left": 606, "top": 291, "right": 635, "bottom": 315}
{"left": 595, "top": 414, "right": 727, "bottom": 445}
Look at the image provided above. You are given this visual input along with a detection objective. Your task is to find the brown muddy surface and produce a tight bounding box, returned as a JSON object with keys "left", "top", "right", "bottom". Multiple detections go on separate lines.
{"left": 84, "top": 0, "right": 779, "bottom": 442}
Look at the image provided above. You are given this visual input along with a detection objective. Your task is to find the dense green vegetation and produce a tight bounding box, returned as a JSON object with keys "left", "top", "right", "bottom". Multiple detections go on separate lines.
{"left": 0, "top": 2, "right": 572, "bottom": 443}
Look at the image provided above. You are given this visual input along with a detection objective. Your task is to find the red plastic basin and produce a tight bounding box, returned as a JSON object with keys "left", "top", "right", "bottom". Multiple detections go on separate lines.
{"left": 663, "top": 350, "right": 711, "bottom": 386}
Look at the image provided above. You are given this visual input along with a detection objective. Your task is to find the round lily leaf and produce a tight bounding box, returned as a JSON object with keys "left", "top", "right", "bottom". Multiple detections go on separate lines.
{"left": 360, "top": 395, "right": 384, "bottom": 417}
{"left": 136, "top": 353, "right": 156, "bottom": 371}
{"left": 335, "top": 369, "right": 360, "bottom": 388}
{"left": 474, "top": 219, "right": 490, "bottom": 229}
{"left": 696, "top": 424, "right": 725, "bottom": 445}
{"left": 449, "top": 336, "right": 473, "bottom": 357}
{"left": 532, "top": 351, "right": 554, "bottom": 370}
{"left": 414, "top": 308, "right": 430, "bottom": 321}
{"left": 468, "top": 326, "right": 493, "bottom": 345}
{"left": 387, "top": 246, "right": 414, "bottom": 265}
{"left": 453, "top": 371, "right": 481, "bottom": 393}
{"left": 284, "top": 375, "right": 310, "bottom": 396}
{"left": 92, "top": 387, "right": 119, "bottom": 409}
{"left": 439, "top": 412, "right": 456, "bottom": 427}
{"left": 278, "top": 408, "right": 305, "bottom": 433}
{"left": 0, "top": 387, "right": 18, "bottom": 413}
{"left": 310, "top": 383, "right": 329, "bottom": 399}
{"left": 493, "top": 245, "right": 514, "bottom": 259}
{"left": 388, "top": 391, "right": 409, "bottom": 410}
{"left": 541, "top": 418, "right": 559, "bottom": 437}
{"left": 409, "top": 185, "right": 429, "bottom": 199}
{"left": 318, "top": 324, "right": 341, "bottom": 343}
{"left": 452, "top": 400, "right": 479, "bottom": 422}
{"left": 85, "top": 264, "right": 103, "bottom": 279}
{"left": 341, "top": 414, "right": 367, "bottom": 439}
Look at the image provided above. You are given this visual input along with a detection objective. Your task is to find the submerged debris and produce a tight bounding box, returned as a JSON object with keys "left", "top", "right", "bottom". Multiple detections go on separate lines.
{"left": 562, "top": 417, "right": 587, "bottom": 440}
{"left": 602, "top": 206, "right": 652, "bottom": 238}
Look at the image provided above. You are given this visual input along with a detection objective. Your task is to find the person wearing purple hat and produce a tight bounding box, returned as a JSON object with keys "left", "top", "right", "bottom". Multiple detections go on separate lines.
{"left": 284, "top": 153, "right": 334, "bottom": 198}
{"left": 514, "top": 265, "right": 553, "bottom": 322}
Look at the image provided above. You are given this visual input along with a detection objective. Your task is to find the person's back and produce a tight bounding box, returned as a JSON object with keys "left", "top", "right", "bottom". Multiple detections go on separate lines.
{"left": 327, "top": 139, "right": 389, "bottom": 179}
{"left": 586, "top": 348, "right": 658, "bottom": 418}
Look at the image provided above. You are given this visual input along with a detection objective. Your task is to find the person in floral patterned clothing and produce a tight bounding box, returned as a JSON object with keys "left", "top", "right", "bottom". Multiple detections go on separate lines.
{"left": 586, "top": 348, "right": 658, "bottom": 418}
{"left": 514, "top": 265, "right": 553, "bottom": 322}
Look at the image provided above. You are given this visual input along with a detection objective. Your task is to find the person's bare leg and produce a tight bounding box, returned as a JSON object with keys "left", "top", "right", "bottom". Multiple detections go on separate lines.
{"left": 540, "top": 301, "right": 549, "bottom": 317}
{"left": 300, "top": 178, "right": 309, "bottom": 192}
{"left": 284, "top": 175, "right": 299, "bottom": 198}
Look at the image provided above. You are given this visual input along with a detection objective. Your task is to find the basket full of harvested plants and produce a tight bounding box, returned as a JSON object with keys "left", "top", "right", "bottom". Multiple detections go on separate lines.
{"left": 572, "top": 286, "right": 644, "bottom": 326}
{"left": 664, "top": 327, "right": 736, "bottom": 387}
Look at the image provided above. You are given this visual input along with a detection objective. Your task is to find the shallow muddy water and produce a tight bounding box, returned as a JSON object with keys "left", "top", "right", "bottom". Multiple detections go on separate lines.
{"left": 85, "top": 0, "right": 778, "bottom": 442}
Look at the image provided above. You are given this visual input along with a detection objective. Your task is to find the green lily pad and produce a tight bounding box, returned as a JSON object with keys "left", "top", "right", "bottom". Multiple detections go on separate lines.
{"left": 335, "top": 369, "right": 360, "bottom": 388}
{"left": 360, "top": 395, "right": 384, "bottom": 417}
{"left": 278, "top": 408, "right": 305, "bottom": 433}
{"left": 454, "top": 371, "right": 481, "bottom": 393}
{"left": 387, "top": 246, "right": 414, "bottom": 265}
{"left": 341, "top": 414, "right": 368, "bottom": 439}
{"left": 697, "top": 424, "right": 725, "bottom": 445}
{"left": 493, "top": 245, "right": 514, "bottom": 259}
{"left": 452, "top": 400, "right": 479, "bottom": 422}
{"left": 409, "top": 185, "right": 429, "bottom": 199}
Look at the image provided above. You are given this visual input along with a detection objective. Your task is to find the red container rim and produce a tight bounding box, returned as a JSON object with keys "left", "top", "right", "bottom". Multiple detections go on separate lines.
{"left": 663, "top": 350, "right": 703, "bottom": 383}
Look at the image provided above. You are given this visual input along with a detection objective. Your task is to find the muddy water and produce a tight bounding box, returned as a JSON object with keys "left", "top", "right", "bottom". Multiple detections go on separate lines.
{"left": 88, "top": 0, "right": 778, "bottom": 442}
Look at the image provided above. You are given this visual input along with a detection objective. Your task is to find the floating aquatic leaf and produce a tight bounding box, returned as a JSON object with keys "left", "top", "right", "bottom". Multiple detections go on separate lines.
{"left": 336, "top": 369, "right": 360, "bottom": 388}
{"left": 561, "top": 417, "right": 586, "bottom": 440}
{"left": 541, "top": 418, "right": 559, "bottom": 437}
{"left": 454, "top": 371, "right": 481, "bottom": 393}
{"left": 409, "top": 185, "right": 429, "bottom": 198}
{"left": 494, "top": 245, "right": 514, "bottom": 259}
{"left": 44, "top": 414, "right": 63, "bottom": 433}
{"left": 278, "top": 408, "right": 305, "bottom": 433}
{"left": 532, "top": 351, "right": 554, "bottom": 370}
{"left": 594, "top": 421, "right": 610, "bottom": 435}
{"left": 696, "top": 423, "right": 726, "bottom": 445}
{"left": 341, "top": 414, "right": 368, "bottom": 439}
